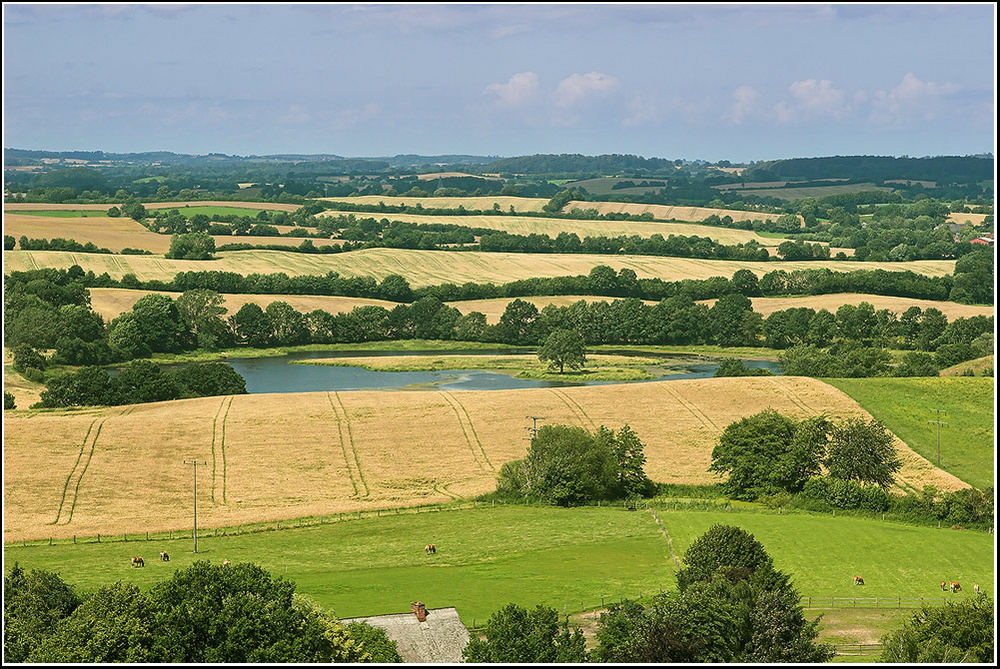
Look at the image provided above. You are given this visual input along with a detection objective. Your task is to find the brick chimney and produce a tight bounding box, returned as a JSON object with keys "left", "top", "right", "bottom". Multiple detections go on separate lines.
{"left": 411, "top": 601, "right": 427, "bottom": 622}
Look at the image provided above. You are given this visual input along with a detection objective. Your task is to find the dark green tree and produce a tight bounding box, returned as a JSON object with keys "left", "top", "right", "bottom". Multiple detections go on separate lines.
{"left": 537, "top": 328, "right": 586, "bottom": 373}
{"left": 231, "top": 302, "right": 273, "bottom": 347}
{"left": 881, "top": 595, "right": 993, "bottom": 663}
{"left": 166, "top": 232, "right": 216, "bottom": 260}
{"left": 462, "top": 603, "right": 587, "bottom": 662}
{"left": 824, "top": 418, "right": 900, "bottom": 488}
{"left": 175, "top": 289, "right": 232, "bottom": 350}
{"left": 3, "top": 564, "right": 81, "bottom": 662}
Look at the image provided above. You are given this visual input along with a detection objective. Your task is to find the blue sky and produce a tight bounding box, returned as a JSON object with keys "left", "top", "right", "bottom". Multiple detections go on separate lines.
{"left": 2, "top": 3, "right": 995, "bottom": 161}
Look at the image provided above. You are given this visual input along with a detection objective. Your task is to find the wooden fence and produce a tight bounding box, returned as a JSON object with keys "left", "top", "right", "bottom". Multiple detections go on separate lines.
{"left": 833, "top": 643, "right": 882, "bottom": 656}
{"left": 800, "top": 595, "right": 951, "bottom": 609}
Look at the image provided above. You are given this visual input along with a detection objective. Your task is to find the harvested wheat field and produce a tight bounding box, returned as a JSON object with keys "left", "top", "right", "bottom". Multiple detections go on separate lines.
{"left": 320, "top": 195, "right": 550, "bottom": 212}
{"left": 946, "top": 212, "right": 990, "bottom": 226}
{"left": 564, "top": 201, "right": 799, "bottom": 224}
{"left": 87, "top": 287, "right": 396, "bottom": 321}
{"left": 3, "top": 377, "right": 966, "bottom": 542}
{"left": 699, "top": 294, "right": 995, "bottom": 320}
{"left": 317, "top": 210, "right": 794, "bottom": 246}
{"left": 2, "top": 214, "right": 345, "bottom": 254}
{"left": 2, "top": 248, "right": 956, "bottom": 286}
{"left": 4, "top": 200, "right": 302, "bottom": 212}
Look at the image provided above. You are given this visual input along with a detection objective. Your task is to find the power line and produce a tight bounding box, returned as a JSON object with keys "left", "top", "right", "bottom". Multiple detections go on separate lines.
{"left": 525, "top": 415, "right": 546, "bottom": 440}
{"left": 927, "top": 409, "right": 948, "bottom": 468}
{"left": 183, "top": 460, "right": 208, "bottom": 553}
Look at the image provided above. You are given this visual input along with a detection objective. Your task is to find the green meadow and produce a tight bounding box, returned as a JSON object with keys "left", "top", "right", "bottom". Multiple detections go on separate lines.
{"left": 4, "top": 505, "right": 991, "bottom": 625}
{"left": 825, "top": 377, "right": 994, "bottom": 489}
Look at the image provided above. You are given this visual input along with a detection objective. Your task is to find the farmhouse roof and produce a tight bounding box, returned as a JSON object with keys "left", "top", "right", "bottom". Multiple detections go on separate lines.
{"left": 342, "top": 606, "right": 470, "bottom": 663}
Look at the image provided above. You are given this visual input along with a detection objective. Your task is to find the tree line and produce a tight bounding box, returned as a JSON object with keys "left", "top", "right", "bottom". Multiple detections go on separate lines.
{"left": 3, "top": 561, "right": 401, "bottom": 662}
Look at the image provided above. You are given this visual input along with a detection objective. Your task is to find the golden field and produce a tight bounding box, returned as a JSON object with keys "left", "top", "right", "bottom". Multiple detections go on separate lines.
{"left": 87, "top": 287, "right": 397, "bottom": 322}
{"left": 701, "top": 294, "right": 995, "bottom": 320}
{"left": 3, "top": 248, "right": 956, "bottom": 286}
{"left": 3, "top": 213, "right": 343, "bottom": 254}
{"left": 2, "top": 377, "right": 966, "bottom": 542}
{"left": 317, "top": 210, "right": 794, "bottom": 247}
{"left": 565, "top": 201, "right": 799, "bottom": 224}
{"left": 319, "top": 195, "right": 550, "bottom": 212}
{"left": 946, "top": 212, "right": 990, "bottom": 226}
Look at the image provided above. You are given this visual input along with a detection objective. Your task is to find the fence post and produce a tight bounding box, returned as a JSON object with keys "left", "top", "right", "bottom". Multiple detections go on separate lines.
{"left": 146, "top": 531, "right": 149, "bottom": 541}
{"left": 49, "top": 537, "right": 52, "bottom": 545}
{"left": 601, "top": 596, "right": 605, "bottom": 607}
{"left": 73, "top": 535, "right": 76, "bottom": 544}
{"left": 98, "top": 533, "right": 101, "bottom": 543}
{"left": 898, "top": 596, "right": 901, "bottom": 608}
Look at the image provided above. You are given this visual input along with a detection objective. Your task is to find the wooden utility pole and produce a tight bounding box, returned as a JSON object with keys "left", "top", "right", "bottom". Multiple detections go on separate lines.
{"left": 183, "top": 460, "right": 207, "bottom": 553}
{"left": 928, "top": 410, "right": 948, "bottom": 468}
{"left": 525, "top": 415, "right": 545, "bottom": 440}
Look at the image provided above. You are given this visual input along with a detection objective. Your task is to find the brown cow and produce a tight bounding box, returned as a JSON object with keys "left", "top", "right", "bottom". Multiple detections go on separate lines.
{"left": 160, "top": 551, "right": 169, "bottom": 562}
{"left": 424, "top": 544, "right": 436, "bottom": 555}
{"left": 853, "top": 575, "right": 864, "bottom": 586}
{"left": 950, "top": 581, "right": 961, "bottom": 593}
{"left": 131, "top": 556, "right": 144, "bottom": 568}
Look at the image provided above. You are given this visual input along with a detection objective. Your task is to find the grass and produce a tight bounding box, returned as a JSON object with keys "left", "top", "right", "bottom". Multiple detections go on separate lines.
{"left": 823, "top": 378, "right": 994, "bottom": 490}
{"left": 322, "top": 195, "right": 550, "bottom": 212}
{"left": 661, "top": 509, "right": 994, "bottom": 598}
{"left": 733, "top": 184, "right": 893, "bottom": 201}
{"left": 295, "top": 353, "right": 662, "bottom": 381}
{"left": 318, "top": 209, "right": 794, "bottom": 246}
{"left": 4, "top": 377, "right": 966, "bottom": 543}
{"left": 2, "top": 247, "right": 957, "bottom": 287}
{"left": 3, "top": 505, "right": 992, "bottom": 627}
{"left": 2, "top": 506, "right": 673, "bottom": 624}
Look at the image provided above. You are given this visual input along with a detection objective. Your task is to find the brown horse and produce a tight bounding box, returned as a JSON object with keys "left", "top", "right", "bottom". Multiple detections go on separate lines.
{"left": 222, "top": 559, "right": 231, "bottom": 567}
{"left": 950, "top": 581, "right": 961, "bottom": 593}
{"left": 131, "top": 556, "right": 144, "bottom": 568}
{"left": 160, "top": 551, "right": 169, "bottom": 562}
{"left": 940, "top": 580, "right": 948, "bottom": 591}
{"left": 853, "top": 575, "right": 864, "bottom": 586}
{"left": 424, "top": 544, "right": 436, "bottom": 555}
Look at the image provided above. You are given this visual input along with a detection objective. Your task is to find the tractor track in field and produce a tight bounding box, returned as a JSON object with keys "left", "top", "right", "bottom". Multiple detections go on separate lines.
{"left": 52, "top": 419, "right": 99, "bottom": 525}
{"left": 662, "top": 384, "right": 718, "bottom": 431}
{"left": 329, "top": 392, "right": 369, "bottom": 497}
{"left": 772, "top": 378, "right": 816, "bottom": 414}
{"left": 326, "top": 392, "right": 359, "bottom": 497}
{"left": 440, "top": 391, "right": 493, "bottom": 471}
{"left": 59, "top": 407, "right": 132, "bottom": 525}
{"left": 550, "top": 388, "right": 597, "bottom": 430}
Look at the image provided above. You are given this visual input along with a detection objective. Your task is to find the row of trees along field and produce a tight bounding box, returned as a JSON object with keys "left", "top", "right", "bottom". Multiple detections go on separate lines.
{"left": 6, "top": 244, "right": 992, "bottom": 308}
{"left": 707, "top": 409, "right": 993, "bottom": 529}
{"left": 3, "top": 561, "right": 401, "bottom": 663}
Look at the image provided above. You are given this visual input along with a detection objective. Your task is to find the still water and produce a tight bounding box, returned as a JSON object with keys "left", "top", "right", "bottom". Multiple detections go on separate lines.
{"left": 207, "top": 350, "right": 782, "bottom": 393}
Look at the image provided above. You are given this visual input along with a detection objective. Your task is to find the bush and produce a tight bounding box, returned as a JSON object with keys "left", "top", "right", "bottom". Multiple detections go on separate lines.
{"left": 4, "top": 391, "right": 15, "bottom": 410}
{"left": 166, "top": 232, "right": 215, "bottom": 260}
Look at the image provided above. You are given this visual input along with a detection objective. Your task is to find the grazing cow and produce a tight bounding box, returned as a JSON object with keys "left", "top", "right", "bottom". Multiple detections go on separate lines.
{"left": 974, "top": 584, "right": 980, "bottom": 595}
{"left": 853, "top": 575, "right": 865, "bottom": 586}
{"left": 131, "top": 556, "right": 144, "bottom": 568}
{"left": 950, "top": 581, "right": 961, "bottom": 593}
{"left": 160, "top": 551, "right": 169, "bottom": 562}
{"left": 222, "top": 559, "right": 231, "bottom": 567}
{"left": 940, "top": 581, "right": 948, "bottom": 592}
{"left": 424, "top": 544, "right": 436, "bottom": 555}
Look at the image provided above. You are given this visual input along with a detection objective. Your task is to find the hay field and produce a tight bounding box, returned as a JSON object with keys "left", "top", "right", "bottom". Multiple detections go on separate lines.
{"left": 3, "top": 377, "right": 966, "bottom": 542}
{"left": 317, "top": 210, "right": 794, "bottom": 246}
{"left": 319, "top": 195, "right": 550, "bottom": 212}
{"left": 87, "top": 287, "right": 396, "bottom": 322}
{"left": 564, "top": 201, "right": 798, "bottom": 224}
{"left": 3, "top": 214, "right": 343, "bottom": 254}
{"left": 699, "top": 294, "right": 995, "bottom": 320}
{"left": 2, "top": 248, "right": 956, "bottom": 286}
{"left": 946, "top": 212, "right": 990, "bottom": 226}
{"left": 4, "top": 200, "right": 301, "bottom": 212}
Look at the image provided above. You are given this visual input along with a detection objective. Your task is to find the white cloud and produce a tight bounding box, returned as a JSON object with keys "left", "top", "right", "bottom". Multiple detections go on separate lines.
{"left": 724, "top": 85, "right": 760, "bottom": 124}
{"left": 623, "top": 94, "right": 660, "bottom": 127}
{"left": 485, "top": 72, "right": 540, "bottom": 107}
{"left": 869, "top": 72, "right": 959, "bottom": 124}
{"left": 771, "top": 78, "right": 850, "bottom": 122}
{"left": 552, "top": 72, "right": 619, "bottom": 108}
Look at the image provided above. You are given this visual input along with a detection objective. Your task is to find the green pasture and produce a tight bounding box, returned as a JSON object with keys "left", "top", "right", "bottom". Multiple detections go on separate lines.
{"left": 824, "top": 377, "right": 994, "bottom": 489}
{"left": 4, "top": 505, "right": 992, "bottom": 626}
{"left": 2, "top": 506, "right": 671, "bottom": 624}
{"left": 9, "top": 210, "right": 104, "bottom": 218}
{"left": 662, "top": 509, "right": 993, "bottom": 598}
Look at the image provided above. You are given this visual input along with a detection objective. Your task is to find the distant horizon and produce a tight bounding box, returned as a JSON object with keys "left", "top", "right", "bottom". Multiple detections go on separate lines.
{"left": 3, "top": 147, "right": 994, "bottom": 164}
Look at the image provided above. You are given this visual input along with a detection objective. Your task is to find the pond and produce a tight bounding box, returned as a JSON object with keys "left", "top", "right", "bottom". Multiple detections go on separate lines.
{"left": 198, "top": 350, "right": 782, "bottom": 393}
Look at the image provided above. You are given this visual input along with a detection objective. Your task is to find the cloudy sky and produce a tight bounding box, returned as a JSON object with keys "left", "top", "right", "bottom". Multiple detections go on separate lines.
{"left": 2, "top": 3, "right": 995, "bottom": 161}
